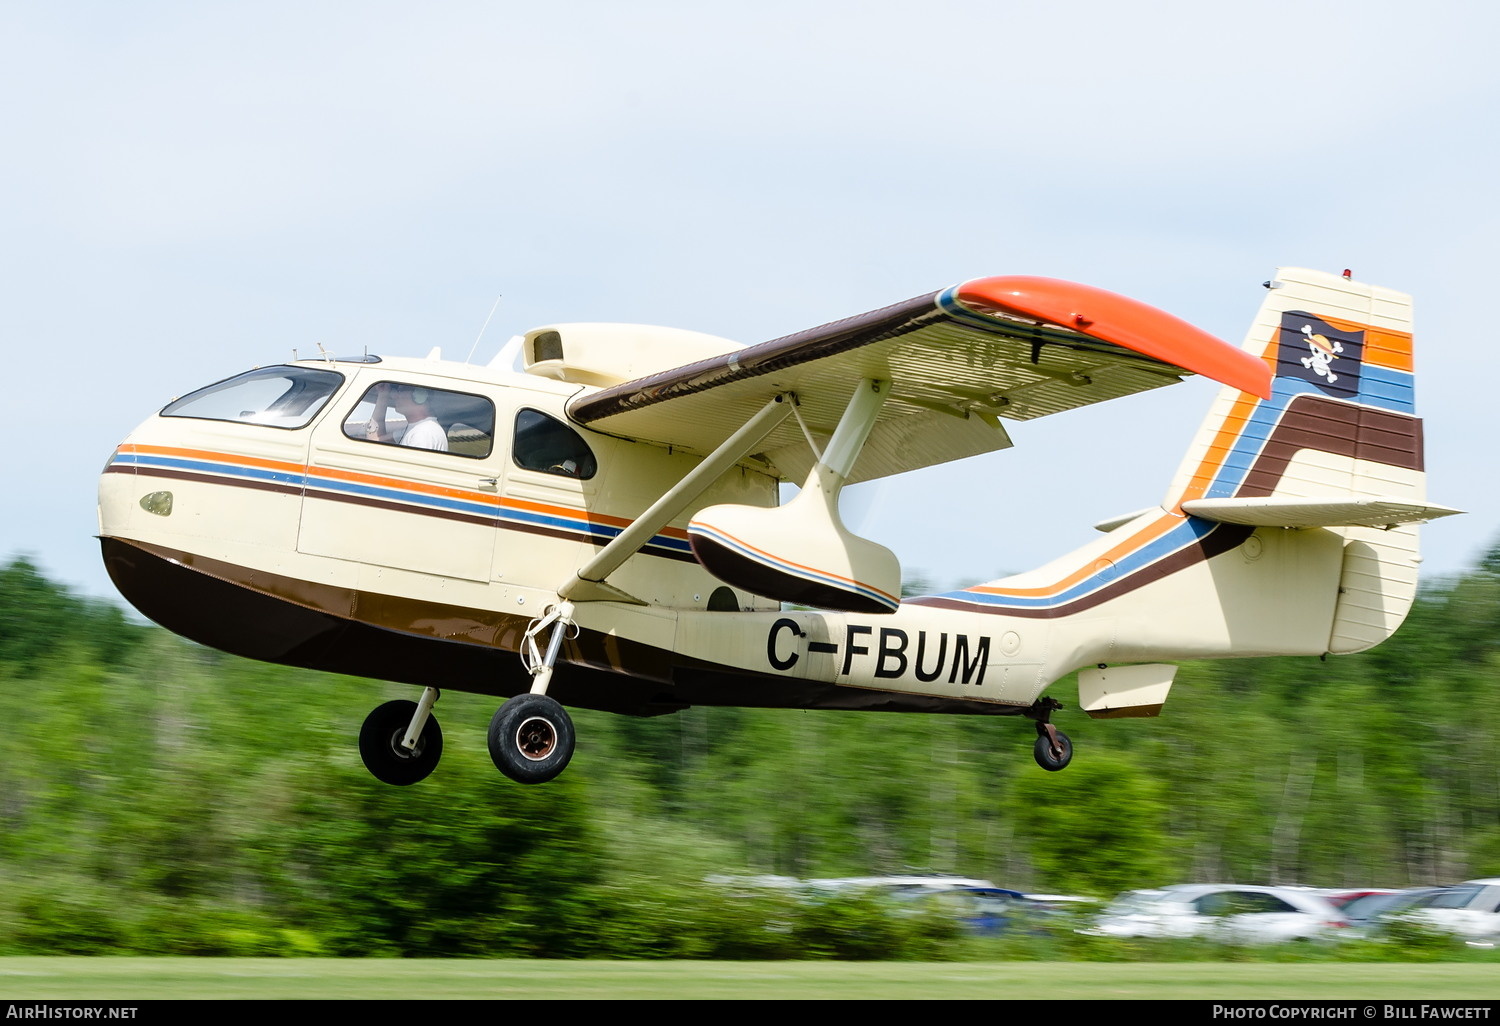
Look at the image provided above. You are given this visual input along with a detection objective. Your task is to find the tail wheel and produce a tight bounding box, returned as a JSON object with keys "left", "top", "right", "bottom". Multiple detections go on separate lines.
{"left": 359, "top": 699, "right": 443, "bottom": 785}
{"left": 488, "top": 694, "right": 575, "bottom": 784}
{"left": 1033, "top": 729, "right": 1073, "bottom": 772}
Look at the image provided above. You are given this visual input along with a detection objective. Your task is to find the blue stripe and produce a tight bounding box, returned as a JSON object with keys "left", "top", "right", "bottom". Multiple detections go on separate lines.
{"left": 934, "top": 517, "right": 1215, "bottom": 610}
{"left": 306, "top": 478, "right": 495, "bottom": 518}
{"left": 1357, "top": 365, "right": 1414, "bottom": 413}
{"left": 1196, "top": 371, "right": 1416, "bottom": 501}
{"left": 115, "top": 453, "right": 304, "bottom": 487}
{"left": 120, "top": 452, "right": 693, "bottom": 555}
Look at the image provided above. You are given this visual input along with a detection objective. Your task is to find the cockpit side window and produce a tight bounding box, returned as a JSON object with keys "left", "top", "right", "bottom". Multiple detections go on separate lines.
{"left": 341, "top": 382, "right": 496, "bottom": 458}
{"left": 513, "top": 408, "right": 597, "bottom": 479}
{"left": 161, "top": 366, "right": 345, "bottom": 429}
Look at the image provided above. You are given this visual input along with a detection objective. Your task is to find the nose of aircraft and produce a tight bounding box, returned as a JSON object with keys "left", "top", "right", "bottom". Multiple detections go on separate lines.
{"left": 97, "top": 439, "right": 139, "bottom": 542}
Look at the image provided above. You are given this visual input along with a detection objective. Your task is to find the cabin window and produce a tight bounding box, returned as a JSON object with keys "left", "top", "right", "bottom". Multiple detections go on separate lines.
{"left": 513, "top": 409, "right": 597, "bottom": 479}
{"left": 161, "top": 366, "right": 345, "bottom": 429}
{"left": 341, "top": 382, "right": 496, "bottom": 458}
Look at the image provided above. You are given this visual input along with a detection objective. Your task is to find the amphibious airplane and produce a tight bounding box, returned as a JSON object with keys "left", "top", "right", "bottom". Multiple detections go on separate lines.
{"left": 98, "top": 268, "right": 1459, "bottom": 786}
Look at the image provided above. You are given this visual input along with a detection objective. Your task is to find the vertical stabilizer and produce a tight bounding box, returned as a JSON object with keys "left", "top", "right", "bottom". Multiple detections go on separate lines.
{"left": 1164, "top": 268, "right": 1424, "bottom": 653}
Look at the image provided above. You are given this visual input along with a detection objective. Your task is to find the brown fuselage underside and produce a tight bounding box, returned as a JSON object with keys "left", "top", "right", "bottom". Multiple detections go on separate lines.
{"left": 100, "top": 537, "right": 1023, "bottom": 719}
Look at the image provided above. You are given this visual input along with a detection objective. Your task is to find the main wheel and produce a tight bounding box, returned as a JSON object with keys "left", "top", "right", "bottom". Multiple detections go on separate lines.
{"left": 1033, "top": 729, "right": 1073, "bottom": 772}
{"left": 359, "top": 699, "right": 443, "bottom": 785}
{"left": 488, "top": 694, "right": 575, "bottom": 784}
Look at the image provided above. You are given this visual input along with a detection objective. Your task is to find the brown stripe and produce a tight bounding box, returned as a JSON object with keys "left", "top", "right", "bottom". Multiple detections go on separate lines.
{"left": 908, "top": 521, "right": 1253, "bottom": 618}
{"left": 123, "top": 465, "right": 697, "bottom": 562}
{"left": 1236, "top": 395, "right": 1422, "bottom": 498}
{"left": 114, "top": 465, "right": 304, "bottom": 498}
{"left": 304, "top": 488, "right": 495, "bottom": 528}
{"left": 303, "top": 488, "right": 698, "bottom": 561}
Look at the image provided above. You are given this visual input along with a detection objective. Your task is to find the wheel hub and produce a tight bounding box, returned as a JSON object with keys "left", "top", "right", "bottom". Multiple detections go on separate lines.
{"left": 515, "top": 716, "right": 557, "bottom": 761}
{"left": 388, "top": 729, "right": 423, "bottom": 761}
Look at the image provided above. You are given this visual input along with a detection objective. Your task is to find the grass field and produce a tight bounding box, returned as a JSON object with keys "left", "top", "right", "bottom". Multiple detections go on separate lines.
{"left": 1, "top": 958, "right": 1499, "bottom": 1000}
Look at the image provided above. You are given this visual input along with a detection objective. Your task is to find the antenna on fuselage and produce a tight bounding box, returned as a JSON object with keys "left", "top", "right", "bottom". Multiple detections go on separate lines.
{"left": 466, "top": 294, "right": 504, "bottom": 365}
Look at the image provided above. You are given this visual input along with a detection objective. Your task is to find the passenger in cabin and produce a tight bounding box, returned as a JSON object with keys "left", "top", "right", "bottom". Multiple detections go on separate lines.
{"left": 364, "top": 383, "right": 449, "bottom": 451}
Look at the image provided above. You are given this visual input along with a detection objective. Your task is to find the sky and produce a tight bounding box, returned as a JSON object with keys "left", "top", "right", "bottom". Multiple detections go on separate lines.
{"left": 3, "top": 0, "right": 1497, "bottom": 601}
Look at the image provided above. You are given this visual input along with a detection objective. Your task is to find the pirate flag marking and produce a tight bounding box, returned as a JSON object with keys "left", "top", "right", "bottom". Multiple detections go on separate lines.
{"left": 1275, "top": 310, "right": 1363, "bottom": 399}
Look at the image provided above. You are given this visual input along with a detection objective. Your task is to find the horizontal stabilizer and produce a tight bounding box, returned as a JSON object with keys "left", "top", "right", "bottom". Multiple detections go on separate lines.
{"left": 1092, "top": 506, "right": 1158, "bottom": 533}
{"left": 1181, "top": 496, "right": 1464, "bottom": 529}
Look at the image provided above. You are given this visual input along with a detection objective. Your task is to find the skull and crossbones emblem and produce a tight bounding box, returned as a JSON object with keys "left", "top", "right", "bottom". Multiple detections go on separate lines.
{"left": 1299, "top": 324, "right": 1343, "bottom": 383}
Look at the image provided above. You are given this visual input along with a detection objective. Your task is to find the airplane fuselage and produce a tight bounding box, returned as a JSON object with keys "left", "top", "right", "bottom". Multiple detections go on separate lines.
{"left": 100, "top": 354, "right": 1063, "bottom": 719}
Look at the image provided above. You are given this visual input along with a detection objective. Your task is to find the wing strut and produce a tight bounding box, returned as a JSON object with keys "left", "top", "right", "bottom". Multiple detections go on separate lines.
{"left": 556, "top": 393, "right": 795, "bottom": 602}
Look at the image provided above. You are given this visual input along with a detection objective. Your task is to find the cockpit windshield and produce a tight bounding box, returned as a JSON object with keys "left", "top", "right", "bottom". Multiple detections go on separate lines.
{"left": 161, "top": 366, "right": 345, "bottom": 429}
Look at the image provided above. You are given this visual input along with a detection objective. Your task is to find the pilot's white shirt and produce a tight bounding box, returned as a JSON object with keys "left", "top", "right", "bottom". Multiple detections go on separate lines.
{"left": 400, "top": 416, "right": 448, "bottom": 451}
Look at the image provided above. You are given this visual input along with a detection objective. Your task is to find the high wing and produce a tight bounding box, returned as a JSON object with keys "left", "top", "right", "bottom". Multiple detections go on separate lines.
{"left": 567, "top": 276, "right": 1272, "bottom": 484}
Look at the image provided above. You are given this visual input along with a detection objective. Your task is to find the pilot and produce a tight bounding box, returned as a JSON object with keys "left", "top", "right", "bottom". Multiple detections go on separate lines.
{"left": 365, "top": 383, "right": 448, "bottom": 451}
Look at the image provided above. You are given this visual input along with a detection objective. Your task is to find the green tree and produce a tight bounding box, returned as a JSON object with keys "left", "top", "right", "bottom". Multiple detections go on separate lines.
{"left": 1010, "top": 749, "right": 1178, "bottom": 896}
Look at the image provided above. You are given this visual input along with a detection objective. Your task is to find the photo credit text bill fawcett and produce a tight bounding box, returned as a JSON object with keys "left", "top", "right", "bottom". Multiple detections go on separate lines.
{"left": 1213, "top": 1009, "right": 1493, "bottom": 1020}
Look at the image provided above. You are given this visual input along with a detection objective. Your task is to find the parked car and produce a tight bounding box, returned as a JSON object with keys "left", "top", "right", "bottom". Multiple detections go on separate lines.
{"left": 803, "top": 875, "right": 1000, "bottom": 894}
{"left": 1020, "top": 893, "right": 1099, "bottom": 920}
{"left": 1394, "top": 879, "right": 1500, "bottom": 942}
{"left": 1338, "top": 887, "right": 1446, "bottom": 937}
{"left": 1084, "top": 884, "right": 1348, "bottom": 944}
{"left": 887, "top": 884, "right": 1028, "bottom": 936}
{"left": 1321, "top": 888, "right": 1398, "bottom": 909}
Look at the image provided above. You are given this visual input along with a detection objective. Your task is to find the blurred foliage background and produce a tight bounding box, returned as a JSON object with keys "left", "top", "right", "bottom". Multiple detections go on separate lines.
{"left": 2, "top": 549, "right": 1499, "bottom": 958}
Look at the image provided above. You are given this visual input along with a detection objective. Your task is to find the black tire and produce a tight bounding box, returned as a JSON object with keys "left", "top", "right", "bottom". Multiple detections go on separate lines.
{"left": 359, "top": 699, "right": 443, "bottom": 785}
{"left": 488, "top": 694, "right": 575, "bottom": 784}
{"left": 1033, "top": 730, "right": 1073, "bottom": 772}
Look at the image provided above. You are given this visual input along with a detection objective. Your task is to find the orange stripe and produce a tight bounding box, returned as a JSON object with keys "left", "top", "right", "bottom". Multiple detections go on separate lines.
{"left": 121, "top": 443, "right": 304, "bottom": 477}
{"left": 498, "top": 496, "right": 688, "bottom": 539}
{"left": 1318, "top": 314, "right": 1413, "bottom": 373}
{"left": 503, "top": 495, "right": 626, "bottom": 528}
{"left": 308, "top": 463, "right": 500, "bottom": 505}
{"left": 1174, "top": 389, "right": 1265, "bottom": 507}
{"left": 965, "top": 513, "right": 1180, "bottom": 597}
{"left": 118, "top": 444, "right": 691, "bottom": 541}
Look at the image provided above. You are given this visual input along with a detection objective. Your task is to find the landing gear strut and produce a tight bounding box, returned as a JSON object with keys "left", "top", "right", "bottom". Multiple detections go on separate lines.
{"left": 1024, "top": 697, "right": 1072, "bottom": 772}
{"left": 486, "top": 602, "right": 579, "bottom": 784}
